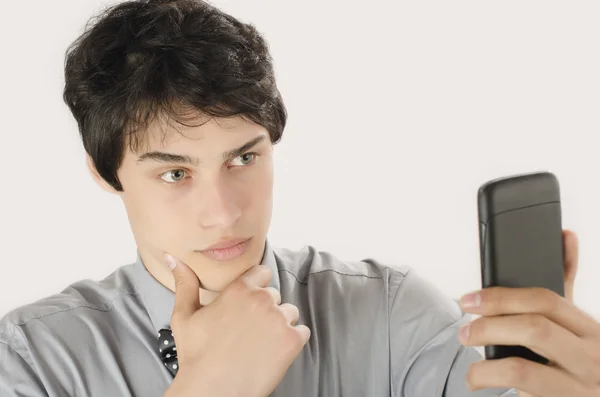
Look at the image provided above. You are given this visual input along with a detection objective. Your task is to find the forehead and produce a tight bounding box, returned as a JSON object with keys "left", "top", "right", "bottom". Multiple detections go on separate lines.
{"left": 128, "top": 110, "right": 265, "bottom": 155}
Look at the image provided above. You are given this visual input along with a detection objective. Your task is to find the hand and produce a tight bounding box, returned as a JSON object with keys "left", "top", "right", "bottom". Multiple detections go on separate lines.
{"left": 162, "top": 254, "right": 311, "bottom": 397}
{"left": 458, "top": 230, "right": 600, "bottom": 397}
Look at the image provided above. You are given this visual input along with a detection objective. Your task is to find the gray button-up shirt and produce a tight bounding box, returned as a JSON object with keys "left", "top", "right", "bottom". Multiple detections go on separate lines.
{"left": 0, "top": 241, "right": 516, "bottom": 396}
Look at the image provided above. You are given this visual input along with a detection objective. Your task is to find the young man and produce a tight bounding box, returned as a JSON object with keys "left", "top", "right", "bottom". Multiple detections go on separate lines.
{"left": 1, "top": 1, "right": 598, "bottom": 396}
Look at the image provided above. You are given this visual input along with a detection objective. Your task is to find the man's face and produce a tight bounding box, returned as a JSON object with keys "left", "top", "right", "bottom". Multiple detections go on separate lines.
{"left": 94, "top": 114, "right": 274, "bottom": 292}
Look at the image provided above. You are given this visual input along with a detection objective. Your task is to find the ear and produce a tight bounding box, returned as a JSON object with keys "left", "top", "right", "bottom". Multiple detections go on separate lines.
{"left": 86, "top": 155, "right": 119, "bottom": 195}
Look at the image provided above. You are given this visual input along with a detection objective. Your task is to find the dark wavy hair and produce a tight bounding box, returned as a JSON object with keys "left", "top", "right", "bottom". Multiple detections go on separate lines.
{"left": 63, "top": 0, "right": 286, "bottom": 191}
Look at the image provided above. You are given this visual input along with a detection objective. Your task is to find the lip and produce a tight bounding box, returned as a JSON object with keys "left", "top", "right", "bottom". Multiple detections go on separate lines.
{"left": 202, "top": 237, "right": 250, "bottom": 251}
{"left": 196, "top": 237, "right": 252, "bottom": 261}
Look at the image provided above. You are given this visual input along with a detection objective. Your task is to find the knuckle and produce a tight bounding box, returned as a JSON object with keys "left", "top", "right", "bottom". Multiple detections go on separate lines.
{"left": 537, "top": 288, "right": 561, "bottom": 313}
{"left": 526, "top": 314, "right": 552, "bottom": 343}
{"left": 486, "top": 288, "right": 505, "bottom": 310}
{"left": 170, "top": 315, "right": 190, "bottom": 334}
{"left": 266, "top": 287, "right": 281, "bottom": 303}
{"left": 174, "top": 277, "right": 187, "bottom": 289}
{"left": 272, "top": 311, "right": 288, "bottom": 328}
{"left": 260, "top": 265, "right": 273, "bottom": 278}
{"left": 588, "top": 342, "right": 600, "bottom": 368}
{"left": 252, "top": 288, "right": 275, "bottom": 307}
{"left": 278, "top": 303, "right": 299, "bottom": 322}
{"left": 228, "top": 278, "right": 251, "bottom": 296}
{"left": 583, "top": 342, "right": 600, "bottom": 385}
{"left": 469, "top": 317, "right": 485, "bottom": 337}
{"left": 504, "top": 357, "right": 531, "bottom": 385}
{"left": 581, "top": 365, "right": 600, "bottom": 388}
{"left": 170, "top": 312, "right": 184, "bottom": 328}
{"left": 283, "top": 326, "right": 304, "bottom": 348}
{"left": 289, "top": 304, "right": 300, "bottom": 317}
{"left": 281, "top": 302, "right": 298, "bottom": 312}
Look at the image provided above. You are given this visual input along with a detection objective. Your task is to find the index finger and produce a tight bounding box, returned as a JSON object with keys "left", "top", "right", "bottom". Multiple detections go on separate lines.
{"left": 463, "top": 287, "right": 600, "bottom": 338}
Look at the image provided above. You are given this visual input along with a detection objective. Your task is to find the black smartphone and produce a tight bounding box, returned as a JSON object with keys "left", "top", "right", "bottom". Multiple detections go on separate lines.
{"left": 477, "top": 171, "right": 565, "bottom": 365}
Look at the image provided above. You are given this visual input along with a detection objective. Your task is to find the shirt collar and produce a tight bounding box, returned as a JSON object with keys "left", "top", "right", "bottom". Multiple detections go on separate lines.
{"left": 133, "top": 239, "right": 280, "bottom": 333}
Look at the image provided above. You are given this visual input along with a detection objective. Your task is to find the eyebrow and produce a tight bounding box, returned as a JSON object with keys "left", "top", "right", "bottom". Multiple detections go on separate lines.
{"left": 136, "top": 134, "right": 268, "bottom": 166}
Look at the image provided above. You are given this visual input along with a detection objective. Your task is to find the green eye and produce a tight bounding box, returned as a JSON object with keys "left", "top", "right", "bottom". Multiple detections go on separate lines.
{"left": 231, "top": 153, "right": 258, "bottom": 166}
{"left": 160, "top": 169, "right": 187, "bottom": 183}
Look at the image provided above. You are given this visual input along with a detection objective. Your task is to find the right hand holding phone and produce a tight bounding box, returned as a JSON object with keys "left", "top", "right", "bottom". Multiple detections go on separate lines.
{"left": 162, "top": 254, "right": 311, "bottom": 397}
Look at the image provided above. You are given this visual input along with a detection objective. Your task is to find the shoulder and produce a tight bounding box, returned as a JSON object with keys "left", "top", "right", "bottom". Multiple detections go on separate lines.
{"left": 0, "top": 261, "right": 139, "bottom": 346}
{"left": 273, "top": 244, "right": 462, "bottom": 319}
{"left": 273, "top": 244, "right": 410, "bottom": 283}
{"left": 273, "top": 244, "right": 466, "bottom": 349}
{"left": 389, "top": 264, "right": 464, "bottom": 324}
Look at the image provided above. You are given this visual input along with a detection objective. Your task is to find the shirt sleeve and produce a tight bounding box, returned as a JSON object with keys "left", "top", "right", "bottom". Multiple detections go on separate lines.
{"left": 0, "top": 341, "right": 48, "bottom": 397}
{"left": 388, "top": 268, "right": 515, "bottom": 397}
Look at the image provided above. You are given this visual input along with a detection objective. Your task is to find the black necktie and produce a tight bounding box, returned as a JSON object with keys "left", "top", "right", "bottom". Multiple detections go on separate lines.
{"left": 158, "top": 328, "right": 179, "bottom": 377}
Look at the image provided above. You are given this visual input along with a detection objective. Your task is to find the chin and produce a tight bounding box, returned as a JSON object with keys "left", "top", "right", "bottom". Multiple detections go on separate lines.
{"left": 199, "top": 260, "right": 257, "bottom": 292}
{"left": 189, "top": 241, "right": 264, "bottom": 290}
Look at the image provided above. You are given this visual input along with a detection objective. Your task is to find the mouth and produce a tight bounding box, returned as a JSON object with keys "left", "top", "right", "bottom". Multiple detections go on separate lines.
{"left": 196, "top": 237, "right": 251, "bottom": 261}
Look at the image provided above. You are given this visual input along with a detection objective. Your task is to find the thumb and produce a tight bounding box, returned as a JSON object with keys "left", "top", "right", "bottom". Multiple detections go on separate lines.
{"left": 164, "top": 253, "right": 202, "bottom": 323}
{"left": 562, "top": 229, "right": 579, "bottom": 304}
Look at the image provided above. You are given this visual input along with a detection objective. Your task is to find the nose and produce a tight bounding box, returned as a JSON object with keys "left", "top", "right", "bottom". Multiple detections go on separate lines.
{"left": 196, "top": 177, "right": 242, "bottom": 230}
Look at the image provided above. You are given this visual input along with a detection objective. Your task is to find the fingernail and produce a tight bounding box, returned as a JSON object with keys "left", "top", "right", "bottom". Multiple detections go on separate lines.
{"left": 465, "top": 378, "right": 473, "bottom": 391}
{"left": 164, "top": 253, "right": 178, "bottom": 270}
{"left": 460, "top": 292, "right": 481, "bottom": 308}
{"left": 459, "top": 323, "right": 470, "bottom": 342}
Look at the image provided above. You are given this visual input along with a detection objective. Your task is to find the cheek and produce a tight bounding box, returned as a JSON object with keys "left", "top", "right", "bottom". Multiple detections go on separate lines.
{"left": 123, "top": 191, "right": 187, "bottom": 243}
{"left": 238, "top": 164, "right": 273, "bottom": 209}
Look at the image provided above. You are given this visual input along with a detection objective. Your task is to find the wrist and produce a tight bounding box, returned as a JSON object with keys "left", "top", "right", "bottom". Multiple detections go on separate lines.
{"left": 163, "top": 371, "right": 222, "bottom": 397}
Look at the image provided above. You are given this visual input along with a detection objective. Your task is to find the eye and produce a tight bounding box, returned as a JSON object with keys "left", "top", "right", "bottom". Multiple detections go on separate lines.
{"left": 230, "top": 152, "right": 258, "bottom": 167}
{"left": 159, "top": 169, "right": 188, "bottom": 183}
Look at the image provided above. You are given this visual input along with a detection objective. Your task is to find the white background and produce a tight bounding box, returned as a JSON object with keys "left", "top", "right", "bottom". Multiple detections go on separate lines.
{"left": 0, "top": 0, "right": 598, "bottom": 319}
